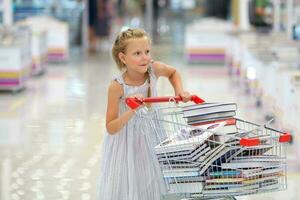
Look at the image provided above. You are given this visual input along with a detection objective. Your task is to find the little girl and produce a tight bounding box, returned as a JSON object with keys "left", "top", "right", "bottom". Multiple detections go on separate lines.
{"left": 98, "top": 28, "right": 191, "bottom": 200}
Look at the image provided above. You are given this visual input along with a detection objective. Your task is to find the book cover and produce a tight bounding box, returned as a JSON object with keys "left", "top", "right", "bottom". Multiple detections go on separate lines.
{"left": 221, "top": 161, "right": 282, "bottom": 169}
{"left": 168, "top": 181, "right": 204, "bottom": 193}
{"left": 159, "top": 145, "right": 211, "bottom": 162}
{"left": 155, "top": 122, "right": 225, "bottom": 154}
{"left": 182, "top": 102, "right": 237, "bottom": 117}
{"left": 167, "top": 176, "right": 205, "bottom": 184}
{"left": 191, "top": 118, "right": 236, "bottom": 127}
{"left": 157, "top": 143, "right": 209, "bottom": 161}
{"left": 187, "top": 111, "right": 236, "bottom": 124}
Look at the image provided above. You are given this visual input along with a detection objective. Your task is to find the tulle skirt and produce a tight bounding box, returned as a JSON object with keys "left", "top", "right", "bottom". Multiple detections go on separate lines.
{"left": 97, "top": 117, "right": 166, "bottom": 200}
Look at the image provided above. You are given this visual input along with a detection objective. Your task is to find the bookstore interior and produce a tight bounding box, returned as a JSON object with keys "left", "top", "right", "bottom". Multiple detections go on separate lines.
{"left": 1, "top": 0, "right": 300, "bottom": 199}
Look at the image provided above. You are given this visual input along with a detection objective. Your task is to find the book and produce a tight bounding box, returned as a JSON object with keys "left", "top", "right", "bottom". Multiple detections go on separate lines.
{"left": 158, "top": 146, "right": 211, "bottom": 164}
{"left": 206, "top": 177, "right": 244, "bottom": 183}
{"left": 193, "top": 118, "right": 237, "bottom": 134}
{"left": 186, "top": 111, "right": 236, "bottom": 124}
{"left": 163, "top": 168, "right": 200, "bottom": 178}
{"left": 242, "top": 167, "right": 284, "bottom": 178}
{"left": 208, "top": 170, "right": 242, "bottom": 177}
{"left": 192, "top": 118, "right": 236, "bottom": 126}
{"left": 203, "top": 183, "right": 259, "bottom": 194}
{"left": 221, "top": 161, "right": 282, "bottom": 169}
{"left": 157, "top": 143, "right": 209, "bottom": 162}
{"left": 168, "top": 181, "right": 204, "bottom": 193}
{"left": 198, "top": 145, "right": 240, "bottom": 175}
{"left": 238, "top": 145, "right": 273, "bottom": 156}
{"left": 204, "top": 183, "right": 244, "bottom": 189}
{"left": 160, "top": 161, "right": 202, "bottom": 169}
{"left": 155, "top": 122, "right": 225, "bottom": 154}
{"left": 167, "top": 176, "right": 205, "bottom": 184}
{"left": 182, "top": 103, "right": 237, "bottom": 117}
{"left": 215, "top": 124, "right": 238, "bottom": 135}
{"left": 232, "top": 155, "right": 285, "bottom": 163}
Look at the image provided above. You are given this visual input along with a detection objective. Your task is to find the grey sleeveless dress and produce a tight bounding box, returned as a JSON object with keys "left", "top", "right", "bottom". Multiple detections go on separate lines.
{"left": 98, "top": 67, "right": 167, "bottom": 200}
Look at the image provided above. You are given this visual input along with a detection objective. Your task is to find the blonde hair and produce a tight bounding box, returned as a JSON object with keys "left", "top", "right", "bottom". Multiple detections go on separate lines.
{"left": 112, "top": 28, "right": 150, "bottom": 71}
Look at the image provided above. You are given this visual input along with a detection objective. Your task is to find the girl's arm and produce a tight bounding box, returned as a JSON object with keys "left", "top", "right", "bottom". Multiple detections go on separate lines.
{"left": 152, "top": 61, "right": 191, "bottom": 101}
{"left": 105, "top": 81, "right": 136, "bottom": 135}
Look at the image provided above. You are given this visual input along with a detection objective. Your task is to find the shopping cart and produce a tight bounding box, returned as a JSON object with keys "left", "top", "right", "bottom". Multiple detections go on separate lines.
{"left": 126, "top": 95, "right": 292, "bottom": 200}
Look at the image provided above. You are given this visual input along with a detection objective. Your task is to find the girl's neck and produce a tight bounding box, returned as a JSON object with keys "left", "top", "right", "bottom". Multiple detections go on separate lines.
{"left": 123, "top": 71, "right": 147, "bottom": 86}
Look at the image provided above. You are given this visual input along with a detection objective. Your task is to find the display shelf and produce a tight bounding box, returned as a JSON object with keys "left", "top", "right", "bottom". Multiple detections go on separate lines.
{"left": 20, "top": 16, "right": 69, "bottom": 63}
{"left": 0, "top": 26, "right": 32, "bottom": 91}
{"left": 184, "top": 18, "right": 234, "bottom": 65}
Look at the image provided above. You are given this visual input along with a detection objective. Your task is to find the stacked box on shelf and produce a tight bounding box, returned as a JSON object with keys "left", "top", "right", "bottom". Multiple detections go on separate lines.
{"left": 0, "top": 26, "right": 32, "bottom": 91}
{"left": 17, "top": 20, "right": 48, "bottom": 75}
{"left": 185, "top": 19, "right": 234, "bottom": 65}
{"left": 21, "top": 16, "right": 69, "bottom": 62}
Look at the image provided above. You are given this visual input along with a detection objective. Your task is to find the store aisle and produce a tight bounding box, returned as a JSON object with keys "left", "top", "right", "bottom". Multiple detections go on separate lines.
{"left": 0, "top": 43, "right": 299, "bottom": 199}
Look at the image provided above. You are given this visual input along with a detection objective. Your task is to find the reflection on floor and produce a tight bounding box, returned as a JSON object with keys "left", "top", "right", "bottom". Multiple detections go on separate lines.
{"left": 0, "top": 42, "right": 300, "bottom": 200}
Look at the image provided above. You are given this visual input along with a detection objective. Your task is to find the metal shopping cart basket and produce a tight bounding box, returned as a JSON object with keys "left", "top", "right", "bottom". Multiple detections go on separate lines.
{"left": 126, "top": 95, "right": 292, "bottom": 200}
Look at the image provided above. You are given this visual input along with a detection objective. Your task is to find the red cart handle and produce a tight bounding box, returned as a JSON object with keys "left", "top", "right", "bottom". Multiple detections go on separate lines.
{"left": 239, "top": 132, "right": 292, "bottom": 147}
{"left": 125, "top": 95, "right": 205, "bottom": 110}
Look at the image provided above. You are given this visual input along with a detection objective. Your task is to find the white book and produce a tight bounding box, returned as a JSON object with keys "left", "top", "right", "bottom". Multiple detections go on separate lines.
{"left": 215, "top": 124, "right": 238, "bottom": 135}
{"left": 199, "top": 145, "right": 240, "bottom": 175}
{"left": 206, "top": 177, "right": 244, "bottom": 183}
{"left": 163, "top": 167, "right": 199, "bottom": 174}
{"left": 243, "top": 175, "right": 281, "bottom": 185}
{"left": 159, "top": 146, "right": 211, "bottom": 165}
{"left": 155, "top": 122, "right": 226, "bottom": 154}
{"left": 243, "top": 167, "right": 283, "bottom": 178}
{"left": 183, "top": 103, "right": 237, "bottom": 117}
{"left": 167, "top": 176, "right": 205, "bottom": 184}
{"left": 203, "top": 184, "right": 259, "bottom": 194}
{"left": 239, "top": 145, "right": 274, "bottom": 156}
{"left": 232, "top": 155, "right": 285, "bottom": 163}
{"left": 204, "top": 183, "right": 244, "bottom": 189}
{"left": 186, "top": 111, "right": 236, "bottom": 124}
{"left": 168, "top": 182, "right": 204, "bottom": 193}
{"left": 222, "top": 161, "right": 282, "bottom": 169}
{"left": 163, "top": 169, "right": 200, "bottom": 178}
{"left": 157, "top": 143, "right": 209, "bottom": 161}
{"left": 161, "top": 161, "right": 202, "bottom": 169}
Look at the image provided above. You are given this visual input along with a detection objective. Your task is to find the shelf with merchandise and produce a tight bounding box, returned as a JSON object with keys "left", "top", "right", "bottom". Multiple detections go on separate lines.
{"left": 0, "top": 26, "right": 32, "bottom": 92}
{"left": 12, "top": 0, "right": 84, "bottom": 48}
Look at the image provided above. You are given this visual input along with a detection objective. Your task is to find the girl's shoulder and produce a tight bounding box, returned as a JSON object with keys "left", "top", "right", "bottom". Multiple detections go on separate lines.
{"left": 150, "top": 60, "right": 170, "bottom": 78}
{"left": 150, "top": 60, "right": 164, "bottom": 75}
{"left": 151, "top": 60, "right": 165, "bottom": 68}
{"left": 108, "top": 78, "right": 124, "bottom": 98}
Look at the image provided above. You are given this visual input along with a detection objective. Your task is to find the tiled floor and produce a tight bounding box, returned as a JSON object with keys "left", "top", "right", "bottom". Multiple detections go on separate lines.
{"left": 1, "top": 20, "right": 300, "bottom": 200}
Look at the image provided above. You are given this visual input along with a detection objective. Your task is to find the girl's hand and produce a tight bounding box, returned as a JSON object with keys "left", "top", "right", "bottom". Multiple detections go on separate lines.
{"left": 177, "top": 91, "right": 191, "bottom": 103}
{"left": 126, "top": 93, "right": 144, "bottom": 110}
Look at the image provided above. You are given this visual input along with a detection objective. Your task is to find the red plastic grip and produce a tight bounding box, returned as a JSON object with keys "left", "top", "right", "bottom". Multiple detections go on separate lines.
{"left": 240, "top": 138, "right": 260, "bottom": 147}
{"left": 191, "top": 95, "right": 205, "bottom": 104}
{"left": 279, "top": 133, "right": 292, "bottom": 143}
{"left": 125, "top": 95, "right": 205, "bottom": 109}
{"left": 125, "top": 98, "right": 142, "bottom": 110}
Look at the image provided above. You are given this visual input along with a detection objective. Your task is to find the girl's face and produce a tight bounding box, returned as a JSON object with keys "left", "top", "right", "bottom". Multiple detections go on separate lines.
{"left": 119, "top": 37, "right": 151, "bottom": 75}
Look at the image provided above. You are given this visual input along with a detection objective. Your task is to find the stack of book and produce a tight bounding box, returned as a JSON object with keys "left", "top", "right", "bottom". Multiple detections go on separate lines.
{"left": 182, "top": 103, "right": 238, "bottom": 144}
{"left": 182, "top": 103, "right": 237, "bottom": 125}
{"left": 202, "top": 145, "right": 285, "bottom": 197}
{"left": 155, "top": 120, "right": 233, "bottom": 194}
